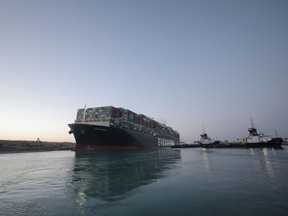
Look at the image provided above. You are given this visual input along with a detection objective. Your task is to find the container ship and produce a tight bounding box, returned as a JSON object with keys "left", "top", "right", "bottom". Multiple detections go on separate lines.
{"left": 68, "top": 106, "right": 180, "bottom": 151}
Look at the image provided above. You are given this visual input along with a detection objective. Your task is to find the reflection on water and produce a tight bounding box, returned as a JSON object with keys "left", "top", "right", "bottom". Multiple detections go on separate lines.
{"left": 249, "top": 147, "right": 282, "bottom": 185}
{"left": 201, "top": 148, "right": 211, "bottom": 171}
{"left": 261, "top": 148, "right": 275, "bottom": 180}
{"left": 1, "top": 148, "right": 287, "bottom": 216}
{"left": 69, "top": 149, "right": 181, "bottom": 203}
{"left": 200, "top": 147, "right": 285, "bottom": 190}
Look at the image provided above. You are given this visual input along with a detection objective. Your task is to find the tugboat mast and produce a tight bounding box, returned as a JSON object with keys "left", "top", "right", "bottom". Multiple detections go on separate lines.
{"left": 202, "top": 126, "right": 206, "bottom": 134}
{"left": 275, "top": 128, "right": 278, "bottom": 137}
{"left": 250, "top": 118, "right": 255, "bottom": 128}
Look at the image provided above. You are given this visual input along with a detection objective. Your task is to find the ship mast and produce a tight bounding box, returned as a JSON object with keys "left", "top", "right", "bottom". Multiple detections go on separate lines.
{"left": 250, "top": 118, "right": 255, "bottom": 128}
{"left": 202, "top": 126, "right": 206, "bottom": 134}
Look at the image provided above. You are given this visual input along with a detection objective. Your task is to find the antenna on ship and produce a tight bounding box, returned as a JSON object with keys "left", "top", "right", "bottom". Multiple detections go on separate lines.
{"left": 250, "top": 118, "right": 255, "bottom": 128}
{"left": 82, "top": 104, "right": 87, "bottom": 123}
{"left": 275, "top": 128, "right": 278, "bottom": 137}
{"left": 202, "top": 126, "right": 206, "bottom": 134}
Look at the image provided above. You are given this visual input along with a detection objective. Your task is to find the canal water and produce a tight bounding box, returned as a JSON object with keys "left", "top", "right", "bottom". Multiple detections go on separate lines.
{"left": 1, "top": 147, "right": 288, "bottom": 216}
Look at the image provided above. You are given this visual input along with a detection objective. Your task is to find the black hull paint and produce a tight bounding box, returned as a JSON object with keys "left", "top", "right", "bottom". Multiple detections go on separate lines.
{"left": 68, "top": 123, "right": 158, "bottom": 151}
{"left": 201, "top": 138, "right": 283, "bottom": 149}
{"left": 242, "top": 137, "right": 283, "bottom": 148}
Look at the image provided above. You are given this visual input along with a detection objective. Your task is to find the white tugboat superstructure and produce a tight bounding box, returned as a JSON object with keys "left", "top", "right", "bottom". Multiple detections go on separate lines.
{"left": 198, "top": 127, "right": 220, "bottom": 147}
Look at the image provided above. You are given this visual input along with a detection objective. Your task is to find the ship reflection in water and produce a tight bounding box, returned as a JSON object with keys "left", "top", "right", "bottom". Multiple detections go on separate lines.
{"left": 70, "top": 148, "right": 181, "bottom": 205}
{"left": 250, "top": 147, "right": 280, "bottom": 184}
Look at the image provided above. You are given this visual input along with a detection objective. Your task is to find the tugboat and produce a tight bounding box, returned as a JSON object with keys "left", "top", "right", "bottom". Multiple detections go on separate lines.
{"left": 236, "top": 119, "right": 283, "bottom": 148}
{"left": 197, "top": 128, "right": 220, "bottom": 148}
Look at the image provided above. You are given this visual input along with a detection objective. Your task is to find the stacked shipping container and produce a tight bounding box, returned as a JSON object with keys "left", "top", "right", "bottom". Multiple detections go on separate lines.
{"left": 75, "top": 106, "right": 179, "bottom": 142}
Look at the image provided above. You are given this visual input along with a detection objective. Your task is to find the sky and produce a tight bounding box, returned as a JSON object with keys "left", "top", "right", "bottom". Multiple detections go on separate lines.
{"left": 0, "top": 0, "right": 288, "bottom": 143}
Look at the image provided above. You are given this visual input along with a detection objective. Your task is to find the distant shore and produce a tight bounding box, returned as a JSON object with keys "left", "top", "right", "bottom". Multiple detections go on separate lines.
{"left": 0, "top": 139, "right": 75, "bottom": 153}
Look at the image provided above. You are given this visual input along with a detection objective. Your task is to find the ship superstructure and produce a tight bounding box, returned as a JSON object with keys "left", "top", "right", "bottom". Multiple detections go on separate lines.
{"left": 197, "top": 127, "right": 220, "bottom": 147}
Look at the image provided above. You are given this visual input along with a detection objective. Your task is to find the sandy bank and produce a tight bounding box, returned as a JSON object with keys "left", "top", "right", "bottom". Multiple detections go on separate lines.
{"left": 0, "top": 139, "right": 75, "bottom": 153}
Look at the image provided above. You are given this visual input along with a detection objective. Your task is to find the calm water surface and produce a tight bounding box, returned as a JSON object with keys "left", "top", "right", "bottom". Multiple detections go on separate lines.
{"left": 1, "top": 147, "right": 288, "bottom": 216}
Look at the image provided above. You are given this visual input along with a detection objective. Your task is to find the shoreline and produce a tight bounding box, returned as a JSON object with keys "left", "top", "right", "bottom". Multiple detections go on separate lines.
{"left": 0, "top": 139, "right": 75, "bottom": 153}
{"left": 1, "top": 139, "right": 287, "bottom": 153}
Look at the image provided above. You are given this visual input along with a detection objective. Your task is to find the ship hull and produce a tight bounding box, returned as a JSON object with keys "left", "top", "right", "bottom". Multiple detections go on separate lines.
{"left": 199, "top": 140, "right": 220, "bottom": 148}
{"left": 242, "top": 137, "right": 283, "bottom": 148}
{"left": 200, "top": 138, "right": 283, "bottom": 149}
{"left": 68, "top": 123, "right": 159, "bottom": 151}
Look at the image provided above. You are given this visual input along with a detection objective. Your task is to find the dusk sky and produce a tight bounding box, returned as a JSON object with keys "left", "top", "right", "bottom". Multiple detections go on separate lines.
{"left": 1, "top": 0, "right": 287, "bottom": 143}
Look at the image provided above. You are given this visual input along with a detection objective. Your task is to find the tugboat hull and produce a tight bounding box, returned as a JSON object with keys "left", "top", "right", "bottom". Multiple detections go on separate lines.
{"left": 243, "top": 137, "right": 283, "bottom": 148}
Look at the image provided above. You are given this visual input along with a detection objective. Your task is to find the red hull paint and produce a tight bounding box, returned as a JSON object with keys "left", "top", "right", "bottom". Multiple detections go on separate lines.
{"left": 75, "top": 145, "right": 145, "bottom": 151}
